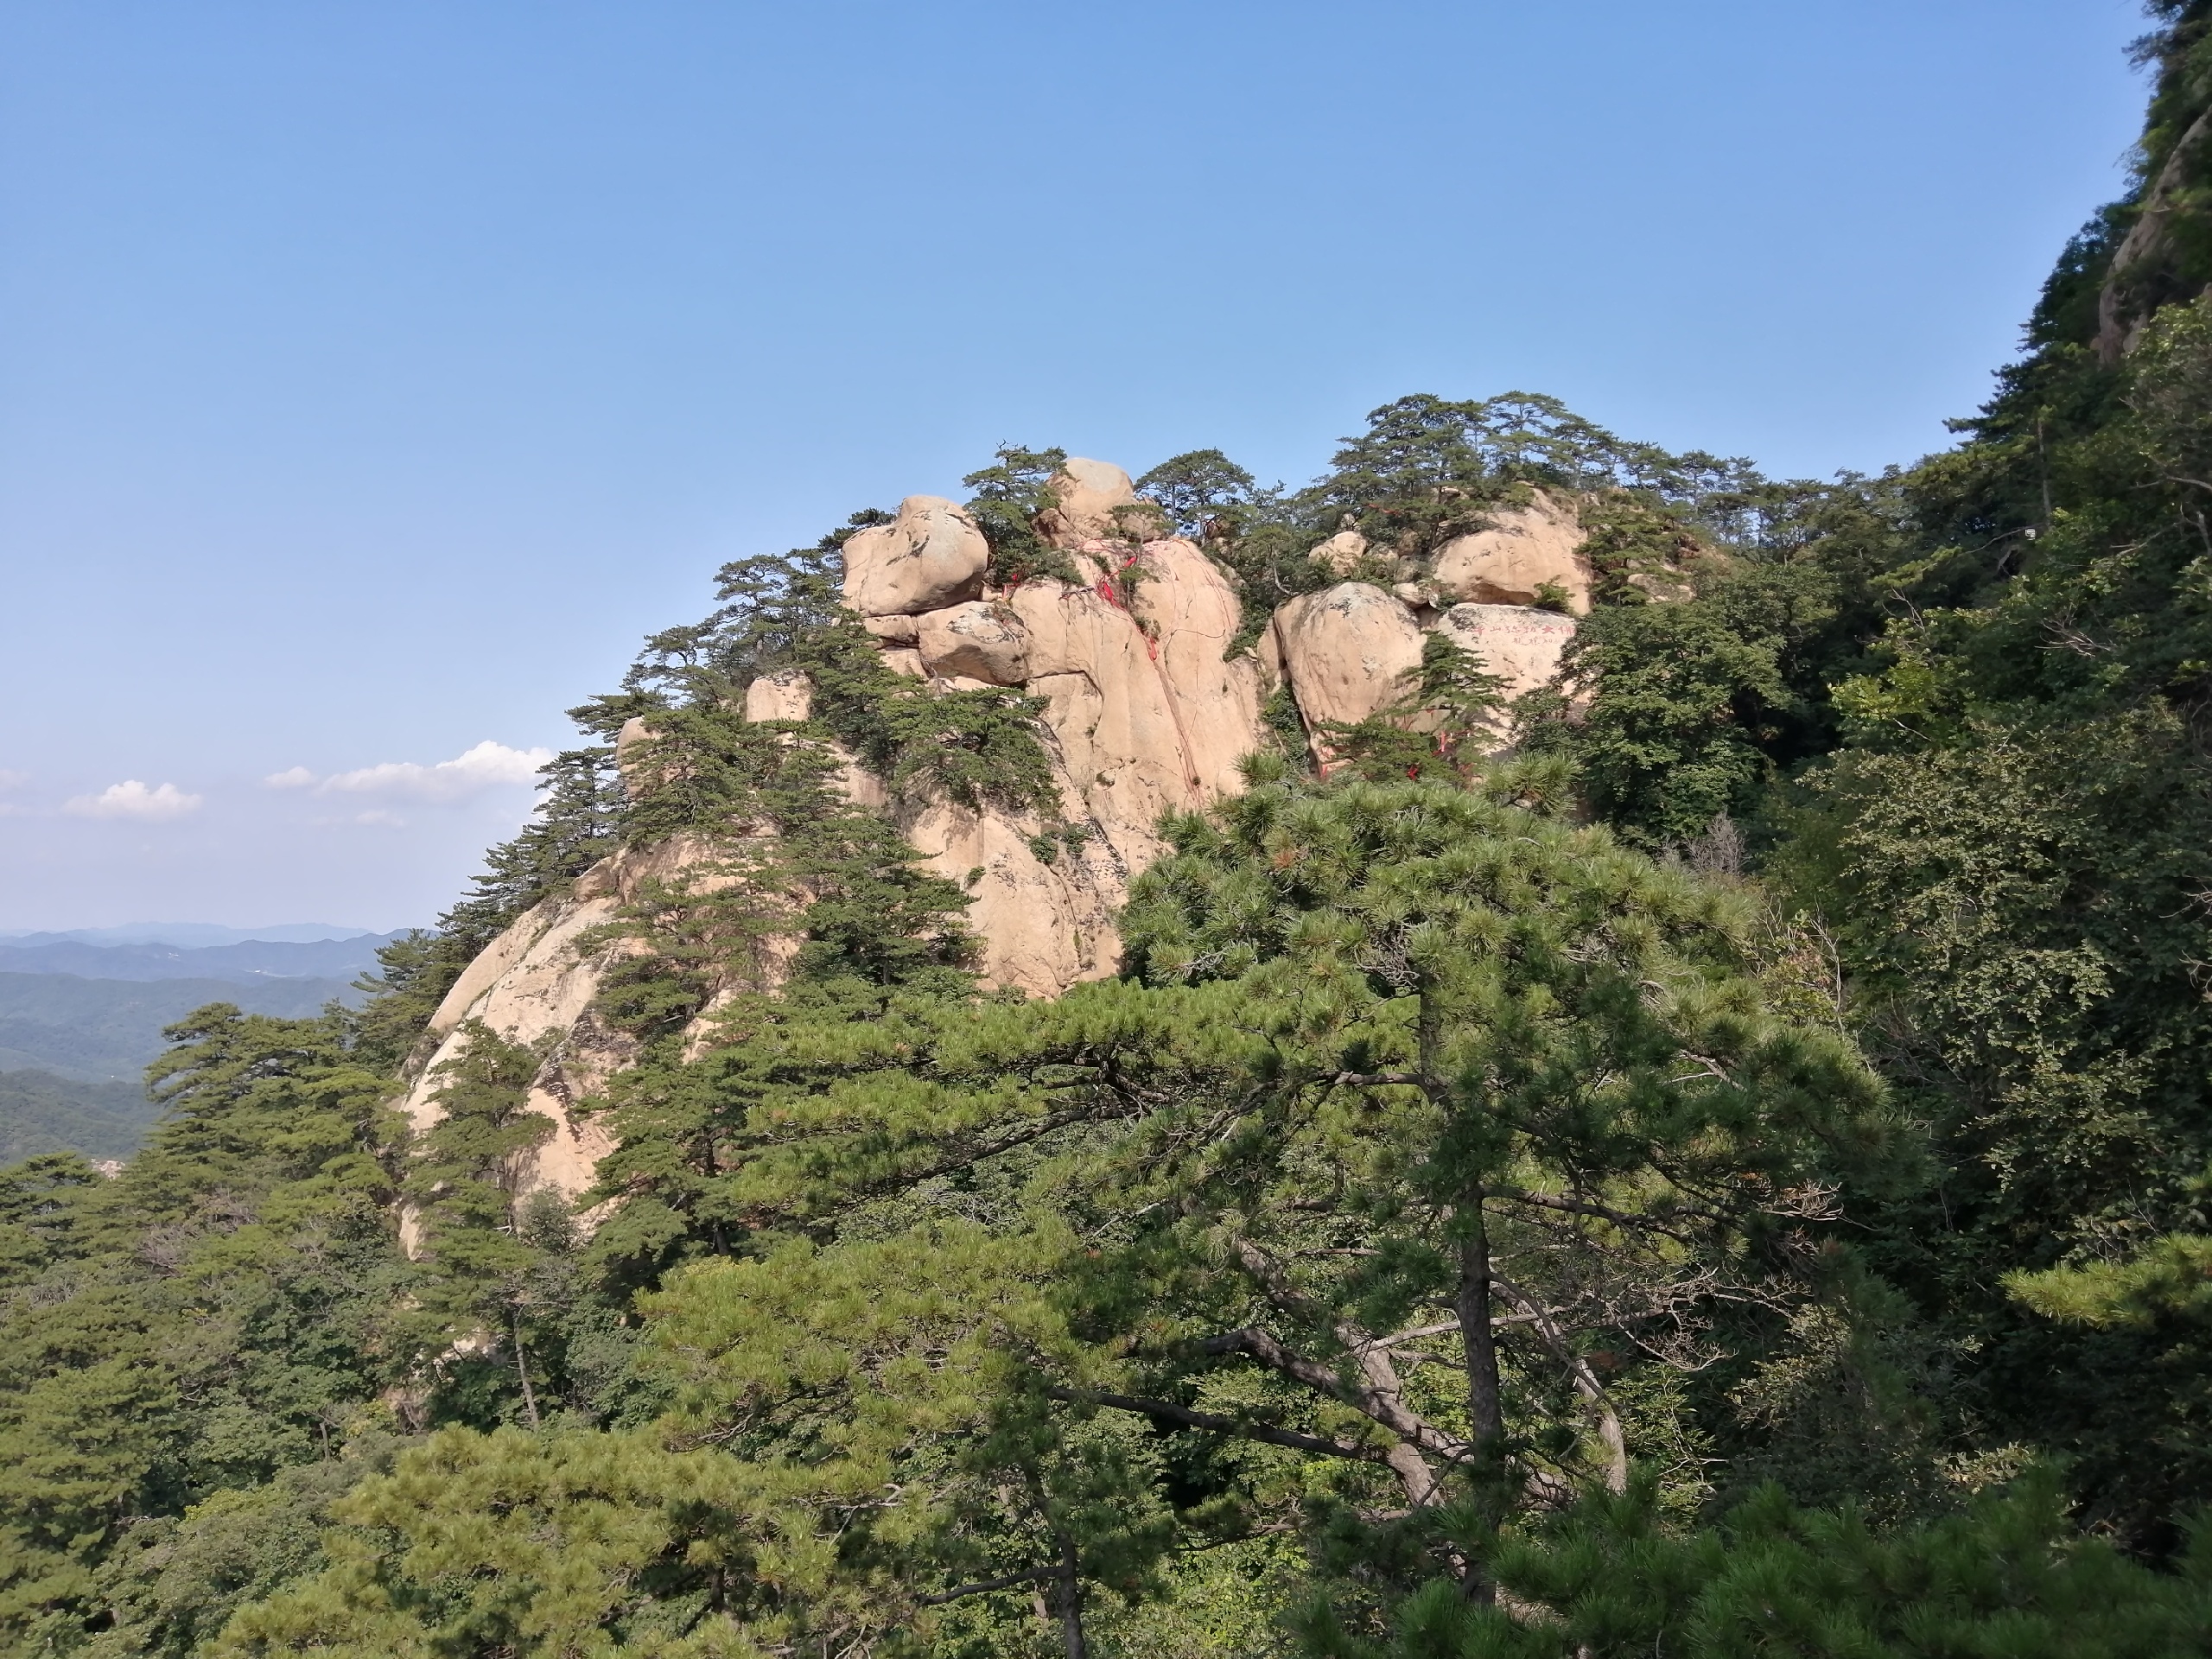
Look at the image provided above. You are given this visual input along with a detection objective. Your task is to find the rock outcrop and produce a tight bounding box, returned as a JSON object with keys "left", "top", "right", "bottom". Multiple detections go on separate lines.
{"left": 397, "top": 833, "right": 722, "bottom": 1244}
{"left": 843, "top": 495, "right": 990, "bottom": 617}
{"left": 1431, "top": 491, "right": 1592, "bottom": 613}
{"left": 399, "top": 457, "right": 1587, "bottom": 1221}
{"left": 1038, "top": 458, "right": 1159, "bottom": 546}
{"left": 915, "top": 601, "right": 1031, "bottom": 685}
{"left": 1432, "top": 602, "right": 1578, "bottom": 703}
{"left": 1271, "top": 582, "right": 1426, "bottom": 730}
{"left": 1312, "top": 529, "right": 1370, "bottom": 575}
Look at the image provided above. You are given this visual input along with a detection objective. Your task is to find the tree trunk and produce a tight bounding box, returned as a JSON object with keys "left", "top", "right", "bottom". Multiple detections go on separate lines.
{"left": 1455, "top": 1223, "right": 1505, "bottom": 1458}
{"left": 512, "top": 1310, "right": 542, "bottom": 1428}
{"left": 1056, "top": 1537, "right": 1087, "bottom": 1659}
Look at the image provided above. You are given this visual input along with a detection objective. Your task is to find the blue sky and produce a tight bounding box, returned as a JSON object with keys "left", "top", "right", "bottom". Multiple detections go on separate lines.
{"left": 0, "top": 0, "right": 2152, "bottom": 931}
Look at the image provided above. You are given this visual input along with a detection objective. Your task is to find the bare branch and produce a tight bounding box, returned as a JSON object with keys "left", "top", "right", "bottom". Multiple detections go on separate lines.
{"left": 1045, "top": 1385, "right": 1377, "bottom": 1462}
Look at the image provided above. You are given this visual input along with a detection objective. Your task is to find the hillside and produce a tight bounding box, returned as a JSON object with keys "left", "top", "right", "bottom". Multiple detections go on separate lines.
{"left": 13, "top": 10, "right": 2212, "bottom": 1655}
{"left": 0, "top": 1070, "right": 154, "bottom": 1163}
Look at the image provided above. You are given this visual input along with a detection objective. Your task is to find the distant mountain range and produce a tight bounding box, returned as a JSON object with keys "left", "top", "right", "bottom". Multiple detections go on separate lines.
{"left": 0, "top": 973, "right": 364, "bottom": 1083}
{"left": 0, "top": 1070, "right": 157, "bottom": 1164}
{"left": 0, "top": 921, "right": 385, "bottom": 948}
{"left": 0, "top": 931, "right": 409, "bottom": 984}
{"left": 0, "top": 926, "right": 419, "bottom": 1159}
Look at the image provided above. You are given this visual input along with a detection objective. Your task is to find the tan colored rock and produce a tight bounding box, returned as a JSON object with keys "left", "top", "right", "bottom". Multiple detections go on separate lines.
{"left": 613, "top": 715, "right": 658, "bottom": 798}
{"left": 1008, "top": 577, "right": 1197, "bottom": 874}
{"left": 899, "top": 797, "right": 1126, "bottom": 996}
{"left": 863, "top": 613, "right": 919, "bottom": 644}
{"left": 1272, "top": 582, "right": 1426, "bottom": 733}
{"left": 1431, "top": 491, "right": 1592, "bottom": 613}
{"left": 915, "top": 601, "right": 1032, "bottom": 685}
{"left": 1313, "top": 529, "right": 1370, "bottom": 574}
{"left": 1129, "top": 538, "right": 1268, "bottom": 800}
{"left": 743, "top": 669, "right": 814, "bottom": 722}
{"left": 402, "top": 475, "right": 1281, "bottom": 1220}
{"left": 1039, "top": 457, "right": 1159, "bottom": 547}
{"left": 1255, "top": 619, "right": 1285, "bottom": 694}
{"left": 398, "top": 831, "right": 731, "bottom": 1248}
{"left": 1431, "top": 603, "right": 1577, "bottom": 705}
{"left": 842, "top": 495, "right": 989, "bottom": 617}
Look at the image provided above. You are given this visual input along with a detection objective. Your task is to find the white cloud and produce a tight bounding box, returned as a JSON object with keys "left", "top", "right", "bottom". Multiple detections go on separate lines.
{"left": 353, "top": 810, "right": 407, "bottom": 828}
{"left": 64, "top": 780, "right": 203, "bottom": 821}
{"left": 0, "top": 770, "right": 28, "bottom": 791}
{"left": 272, "top": 741, "right": 554, "bottom": 804}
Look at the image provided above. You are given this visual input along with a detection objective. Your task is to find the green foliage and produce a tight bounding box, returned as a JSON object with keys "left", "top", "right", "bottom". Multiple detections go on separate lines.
{"left": 1522, "top": 560, "right": 1843, "bottom": 847}
{"left": 58, "top": 35, "right": 2212, "bottom": 1643}
{"left": 1296, "top": 1465, "right": 2212, "bottom": 1658}
{"left": 1136, "top": 448, "right": 1258, "bottom": 542}
{"left": 963, "top": 443, "right": 1079, "bottom": 586}
{"left": 1323, "top": 632, "right": 1510, "bottom": 785}
{"left": 0, "top": 1007, "right": 411, "bottom": 1652}
{"left": 0, "top": 1068, "right": 155, "bottom": 1162}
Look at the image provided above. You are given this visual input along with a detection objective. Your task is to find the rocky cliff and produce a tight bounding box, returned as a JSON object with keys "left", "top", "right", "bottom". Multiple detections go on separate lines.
{"left": 397, "top": 461, "right": 1592, "bottom": 1209}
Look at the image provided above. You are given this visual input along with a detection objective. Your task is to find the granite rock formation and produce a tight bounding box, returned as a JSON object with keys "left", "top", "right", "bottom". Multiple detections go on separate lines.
{"left": 400, "top": 459, "right": 1595, "bottom": 1215}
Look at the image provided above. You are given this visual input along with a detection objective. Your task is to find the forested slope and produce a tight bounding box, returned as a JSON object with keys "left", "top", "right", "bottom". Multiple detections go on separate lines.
{"left": 13, "top": 6, "right": 2212, "bottom": 1655}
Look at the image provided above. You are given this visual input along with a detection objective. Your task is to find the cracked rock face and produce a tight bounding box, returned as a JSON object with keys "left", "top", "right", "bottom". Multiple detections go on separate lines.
{"left": 915, "top": 601, "right": 1032, "bottom": 685}
{"left": 1432, "top": 603, "right": 1578, "bottom": 704}
{"left": 407, "top": 460, "right": 1591, "bottom": 1218}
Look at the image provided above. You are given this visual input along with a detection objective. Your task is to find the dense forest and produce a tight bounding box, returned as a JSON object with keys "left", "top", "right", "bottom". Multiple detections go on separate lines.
{"left": 15, "top": 7, "right": 2212, "bottom": 1654}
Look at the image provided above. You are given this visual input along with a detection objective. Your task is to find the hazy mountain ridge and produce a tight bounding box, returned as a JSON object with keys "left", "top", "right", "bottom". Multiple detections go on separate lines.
{"left": 0, "top": 921, "right": 382, "bottom": 948}
{"left": 0, "top": 931, "right": 407, "bottom": 984}
{"left": 0, "top": 972, "right": 361, "bottom": 1083}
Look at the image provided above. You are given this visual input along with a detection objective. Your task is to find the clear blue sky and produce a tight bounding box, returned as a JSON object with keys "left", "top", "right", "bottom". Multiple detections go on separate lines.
{"left": 0, "top": 0, "right": 2151, "bottom": 931}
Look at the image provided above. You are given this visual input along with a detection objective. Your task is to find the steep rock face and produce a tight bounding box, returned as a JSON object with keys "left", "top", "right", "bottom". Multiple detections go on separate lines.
{"left": 396, "top": 833, "right": 728, "bottom": 1241}
{"left": 843, "top": 495, "right": 990, "bottom": 617}
{"left": 399, "top": 493, "right": 1268, "bottom": 1215}
{"left": 1431, "top": 491, "right": 1592, "bottom": 613}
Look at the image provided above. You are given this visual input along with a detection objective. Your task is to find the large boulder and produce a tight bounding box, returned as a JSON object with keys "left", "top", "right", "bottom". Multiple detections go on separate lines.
{"left": 1271, "top": 582, "right": 1426, "bottom": 732}
{"left": 1431, "top": 603, "right": 1576, "bottom": 704}
{"left": 742, "top": 669, "right": 814, "bottom": 722}
{"left": 1009, "top": 574, "right": 1201, "bottom": 861}
{"left": 842, "top": 495, "right": 989, "bottom": 617}
{"left": 1311, "top": 529, "right": 1370, "bottom": 575}
{"left": 1039, "top": 458, "right": 1158, "bottom": 547}
{"left": 1431, "top": 491, "right": 1592, "bottom": 613}
{"left": 914, "top": 601, "right": 1032, "bottom": 686}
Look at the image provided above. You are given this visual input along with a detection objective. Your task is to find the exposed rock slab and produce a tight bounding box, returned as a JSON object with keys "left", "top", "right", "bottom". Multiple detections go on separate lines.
{"left": 915, "top": 601, "right": 1032, "bottom": 685}
{"left": 399, "top": 832, "right": 726, "bottom": 1243}
{"left": 1432, "top": 602, "right": 1578, "bottom": 704}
